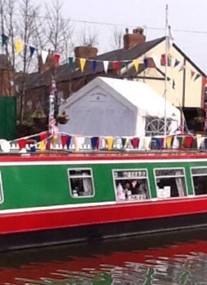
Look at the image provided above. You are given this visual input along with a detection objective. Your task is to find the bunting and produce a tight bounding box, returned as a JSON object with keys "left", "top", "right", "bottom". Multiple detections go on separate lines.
{"left": 54, "top": 53, "right": 60, "bottom": 65}
{"left": 79, "top": 58, "right": 86, "bottom": 72}
{"left": 132, "top": 59, "right": 139, "bottom": 72}
{"left": 1, "top": 34, "right": 9, "bottom": 46}
{"left": 10, "top": 131, "right": 207, "bottom": 153}
{"left": 103, "top": 61, "right": 109, "bottom": 74}
{"left": 15, "top": 40, "right": 23, "bottom": 54}
{"left": 0, "top": 32, "right": 202, "bottom": 81}
{"left": 41, "top": 50, "right": 48, "bottom": 64}
{"left": 91, "top": 60, "right": 97, "bottom": 72}
{"left": 68, "top": 56, "right": 74, "bottom": 68}
{"left": 112, "top": 61, "right": 121, "bottom": 72}
{"left": 29, "top": 46, "right": 36, "bottom": 58}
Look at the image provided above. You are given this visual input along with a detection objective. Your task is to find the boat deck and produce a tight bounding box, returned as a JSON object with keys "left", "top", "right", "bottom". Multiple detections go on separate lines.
{"left": 0, "top": 148, "right": 207, "bottom": 161}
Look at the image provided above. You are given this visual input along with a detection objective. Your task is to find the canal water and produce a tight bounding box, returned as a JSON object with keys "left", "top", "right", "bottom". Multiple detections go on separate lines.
{"left": 1, "top": 227, "right": 207, "bottom": 284}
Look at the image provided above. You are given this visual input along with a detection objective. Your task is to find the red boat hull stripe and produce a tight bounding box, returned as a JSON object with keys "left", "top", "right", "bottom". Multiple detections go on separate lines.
{"left": 0, "top": 198, "right": 206, "bottom": 234}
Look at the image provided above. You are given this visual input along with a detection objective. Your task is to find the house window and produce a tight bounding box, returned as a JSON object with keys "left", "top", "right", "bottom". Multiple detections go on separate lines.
{"left": 191, "top": 167, "right": 207, "bottom": 196}
{"left": 68, "top": 169, "right": 94, "bottom": 198}
{"left": 154, "top": 168, "right": 187, "bottom": 198}
{"left": 113, "top": 169, "right": 150, "bottom": 202}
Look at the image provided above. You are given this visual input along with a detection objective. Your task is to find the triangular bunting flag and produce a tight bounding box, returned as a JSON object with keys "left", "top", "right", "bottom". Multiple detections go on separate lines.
{"left": 103, "top": 61, "right": 109, "bottom": 74}
{"left": 1, "top": 34, "right": 9, "bottom": 46}
{"left": 166, "top": 136, "right": 173, "bottom": 149}
{"left": 132, "top": 59, "right": 139, "bottom": 72}
{"left": 54, "top": 53, "right": 60, "bottom": 65}
{"left": 51, "top": 134, "right": 59, "bottom": 147}
{"left": 143, "top": 58, "right": 148, "bottom": 69}
{"left": 18, "top": 139, "right": 27, "bottom": 150}
{"left": 39, "top": 131, "right": 48, "bottom": 141}
{"left": 112, "top": 61, "right": 121, "bottom": 72}
{"left": 79, "top": 58, "right": 86, "bottom": 72}
{"left": 66, "top": 136, "right": 71, "bottom": 149}
{"left": 161, "top": 54, "right": 166, "bottom": 65}
{"left": 121, "top": 137, "right": 127, "bottom": 148}
{"left": 61, "top": 135, "right": 69, "bottom": 148}
{"left": 131, "top": 137, "right": 139, "bottom": 148}
{"left": 160, "top": 54, "right": 171, "bottom": 66}
{"left": 123, "top": 60, "right": 130, "bottom": 70}
{"left": 178, "top": 65, "right": 185, "bottom": 72}
{"left": 191, "top": 70, "right": 195, "bottom": 79}
{"left": 68, "top": 56, "right": 74, "bottom": 68}
{"left": 91, "top": 60, "right": 97, "bottom": 72}
{"left": 29, "top": 46, "right": 36, "bottom": 58}
{"left": 38, "top": 141, "right": 46, "bottom": 151}
{"left": 106, "top": 137, "right": 114, "bottom": 150}
{"left": 91, "top": 137, "right": 99, "bottom": 149}
{"left": 174, "top": 59, "right": 180, "bottom": 67}
{"left": 41, "top": 50, "right": 48, "bottom": 64}
{"left": 194, "top": 73, "right": 201, "bottom": 81}
{"left": 15, "top": 39, "right": 23, "bottom": 54}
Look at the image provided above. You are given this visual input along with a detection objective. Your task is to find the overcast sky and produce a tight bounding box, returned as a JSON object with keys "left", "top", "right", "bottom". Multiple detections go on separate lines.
{"left": 45, "top": 0, "right": 207, "bottom": 74}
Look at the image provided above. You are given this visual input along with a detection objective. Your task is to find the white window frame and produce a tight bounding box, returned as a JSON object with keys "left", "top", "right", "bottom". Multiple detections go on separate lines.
{"left": 68, "top": 168, "right": 95, "bottom": 198}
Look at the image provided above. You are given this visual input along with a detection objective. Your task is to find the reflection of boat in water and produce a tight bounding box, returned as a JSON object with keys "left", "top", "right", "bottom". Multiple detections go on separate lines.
{"left": 1, "top": 228, "right": 207, "bottom": 284}
{"left": 1, "top": 142, "right": 207, "bottom": 251}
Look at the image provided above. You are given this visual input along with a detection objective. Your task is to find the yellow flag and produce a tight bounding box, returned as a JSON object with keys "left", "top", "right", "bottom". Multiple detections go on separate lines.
{"left": 132, "top": 59, "right": 139, "bottom": 72}
{"left": 38, "top": 141, "right": 46, "bottom": 151}
{"left": 15, "top": 40, "right": 23, "bottom": 54}
{"left": 166, "top": 136, "right": 173, "bottom": 149}
{"left": 51, "top": 134, "right": 59, "bottom": 147}
{"left": 80, "top": 58, "right": 86, "bottom": 72}
{"left": 106, "top": 137, "right": 114, "bottom": 150}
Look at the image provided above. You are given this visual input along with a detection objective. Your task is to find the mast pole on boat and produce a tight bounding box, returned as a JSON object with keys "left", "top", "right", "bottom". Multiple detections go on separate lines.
{"left": 48, "top": 78, "right": 57, "bottom": 132}
{"left": 164, "top": 4, "right": 169, "bottom": 144}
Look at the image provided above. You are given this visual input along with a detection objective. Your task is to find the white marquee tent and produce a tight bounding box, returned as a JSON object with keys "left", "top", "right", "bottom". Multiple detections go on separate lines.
{"left": 59, "top": 77, "right": 180, "bottom": 137}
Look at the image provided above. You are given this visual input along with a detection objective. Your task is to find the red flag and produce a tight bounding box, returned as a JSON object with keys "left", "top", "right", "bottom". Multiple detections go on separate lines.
{"left": 54, "top": 53, "right": 60, "bottom": 65}
{"left": 18, "top": 139, "right": 27, "bottom": 150}
{"left": 112, "top": 61, "right": 121, "bottom": 72}
{"left": 40, "top": 131, "right": 48, "bottom": 141}
{"left": 131, "top": 138, "right": 139, "bottom": 149}
{"left": 61, "top": 135, "right": 69, "bottom": 148}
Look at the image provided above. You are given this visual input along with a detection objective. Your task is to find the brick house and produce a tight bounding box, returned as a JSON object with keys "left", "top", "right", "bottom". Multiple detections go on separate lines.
{"left": 15, "top": 28, "right": 207, "bottom": 134}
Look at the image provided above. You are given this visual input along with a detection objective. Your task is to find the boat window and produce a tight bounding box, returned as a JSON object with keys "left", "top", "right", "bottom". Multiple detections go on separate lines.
{"left": 113, "top": 169, "right": 150, "bottom": 202}
{"left": 68, "top": 169, "right": 94, "bottom": 198}
{"left": 191, "top": 167, "right": 207, "bottom": 196}
{"left": 154, "top": 168, "right": 187, "bottom": 198}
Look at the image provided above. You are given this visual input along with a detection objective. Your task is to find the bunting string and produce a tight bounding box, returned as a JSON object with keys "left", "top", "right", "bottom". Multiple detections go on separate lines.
{"left": 6, "top": 130, "right": 207, "bottom": 153}
{"left": 1, "top": 34, "right": 203, "bottom": 82}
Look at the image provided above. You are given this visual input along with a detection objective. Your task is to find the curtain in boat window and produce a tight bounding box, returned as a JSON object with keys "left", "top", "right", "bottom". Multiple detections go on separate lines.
{"left": 175, "top": 170, "right": 186, "bottom": 197}
{"left": 82, "top": 177, "right": 93, "bottom": 195}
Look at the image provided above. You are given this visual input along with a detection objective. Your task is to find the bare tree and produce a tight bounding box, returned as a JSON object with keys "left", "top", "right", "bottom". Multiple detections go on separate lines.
{"left": 0, "top": 0, "right": 75, "bottom": 124}
{"left": 79, "top": 26, "right": 98, "bottom": 47}
{"left": 43, "top": 0, "right": 73, "bottom": 63}
{"left": 111, "top": 27, "right": 123, "bottom": 49}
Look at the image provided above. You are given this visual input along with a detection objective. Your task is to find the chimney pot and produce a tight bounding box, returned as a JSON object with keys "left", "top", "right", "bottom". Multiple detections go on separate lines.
{"left": 123, "top": 27, "right": 146, "bottom": 49}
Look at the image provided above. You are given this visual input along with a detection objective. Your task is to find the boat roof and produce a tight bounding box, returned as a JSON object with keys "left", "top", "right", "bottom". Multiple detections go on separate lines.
{"left": 1, "top": 149, "right": 207, "bottom": 162}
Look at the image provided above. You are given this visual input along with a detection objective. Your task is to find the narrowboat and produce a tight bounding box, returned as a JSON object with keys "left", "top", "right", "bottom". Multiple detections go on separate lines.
{"left": 1, "top": 138, "right": 207, "bottom": 251}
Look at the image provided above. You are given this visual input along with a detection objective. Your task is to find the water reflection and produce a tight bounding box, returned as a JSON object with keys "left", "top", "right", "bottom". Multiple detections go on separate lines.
{"left": 2, "top": 228, "right": 207, "bottom": 284}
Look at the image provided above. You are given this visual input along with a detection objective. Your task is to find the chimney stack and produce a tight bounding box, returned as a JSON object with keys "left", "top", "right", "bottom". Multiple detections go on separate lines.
{"left": 38, "top": 52, "right": 58, "bottom": 74}
{"left": 123, "top": 27, "right": 146, "bottom": 49}
{"left": 74, "top": 46, "right": 98, "bottom": 60}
